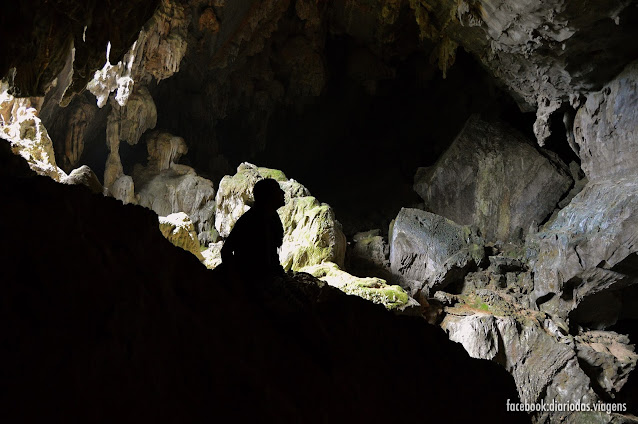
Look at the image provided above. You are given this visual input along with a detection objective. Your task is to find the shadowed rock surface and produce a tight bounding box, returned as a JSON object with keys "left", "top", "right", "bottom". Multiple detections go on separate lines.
{"left": 0, "top": 141, "right": 527, "bottom": 423}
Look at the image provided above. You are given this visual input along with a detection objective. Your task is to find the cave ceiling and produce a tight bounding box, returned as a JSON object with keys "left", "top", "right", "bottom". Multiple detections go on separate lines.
{"left": 2, "top": 0, "right": 638, "bottom": 230}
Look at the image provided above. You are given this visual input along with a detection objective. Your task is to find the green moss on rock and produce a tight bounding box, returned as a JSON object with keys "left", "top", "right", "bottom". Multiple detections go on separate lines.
{"left": 300, "top": 262, "right": 411, "bottom": 310}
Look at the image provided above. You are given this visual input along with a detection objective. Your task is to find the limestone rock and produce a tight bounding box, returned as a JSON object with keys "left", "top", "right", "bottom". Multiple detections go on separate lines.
{"left": 278, "top": 195, "right": 347, "bottom": 270}
{"left": 300, "top": 262, "right": 415, "bottom": 311}
{"left": 0, "top": 82, "right": 66, "bottom": 181}
{"left": 575, "top": 330, "right": 638, "bottom": 399}
{"left": 87, "top": 0, "right": 188, "bottom": 108}
{"left": 59, "top": 98, "right": 96, "bottom": 171}
{"left": 573, "top": 61, "right": 638, "bottom": 182}
{"left": 136, "top": 167, "right": 216, "bottom": 245}
{"left": 111, "top": 175, "right": 136, "bottom": 205}
{"left": 214, "top": 163, "right": 346, "bottom": 270}
{"left": 145, "top": 131, "right": 188, "bottom": 172}
{"left": 111, "top": 87, "right": 157, "bottom": 146}
{"left": 61, "top": 165, "right": 103, "bottom": 194}
{"left": 349, "top": 229, "right": 391, "bottom": 277}
{"left": 201, "top": 241, "right": 223, "bottom": 270}
{"left": 389, "top": 208, "right": 484, "bottom": 296}
{"left": 414, "top": 115, "right": 572, "bottom": 242}
{"left": 407, "top": 0, "right": 638, "bottom": 145}
{"left": 158, "top": 212, "right": 204, "bottom": 261}
{"left": 529, "top": 63, "right": 638, "bottom": 323}
{"left": 441, "top": 295, "right": 601, "bottom": 423}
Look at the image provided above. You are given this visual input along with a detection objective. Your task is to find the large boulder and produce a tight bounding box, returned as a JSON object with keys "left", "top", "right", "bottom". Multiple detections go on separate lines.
{"left": 440, "top": 292, "right": 607, "bottom": 424}
{"left": 61, "top": 165, "right": 103, "bottom": 194}
{"left": 134, "top": 131, "right": 216, "bottom": 245}
{"left": 158, "top": 212, "right": 203, "bottom": 261}
{"left": 529, "top": 62, "right": 638, "bottom": 323}
{"left": 414, "top": 115, "right": 572, "bottom": 242}
{"left": 214, "top": 163, "right": 346, "bottom": 270}
{"left": 389, "top": 208, "right": 484, "bottom": 296}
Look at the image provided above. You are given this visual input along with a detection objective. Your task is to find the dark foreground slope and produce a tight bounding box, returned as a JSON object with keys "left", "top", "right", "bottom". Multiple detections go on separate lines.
{"left": 0, "top": 142, "right": 528, "bottom": 423}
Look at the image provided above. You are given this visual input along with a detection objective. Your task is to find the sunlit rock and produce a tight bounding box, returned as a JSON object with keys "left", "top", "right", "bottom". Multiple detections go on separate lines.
{"left": 134, "top": 131, "right": 216, "bottom": 244}
{"left": 0, "top": 82, "right": 66, "bottom": 181}
{"left": 87, "top": 0, "right": 188, "bottom": 108}
{"left": 414, "top": 115, "right": 572, "bottom": 242}
{"left": 158, "top": 212, "right": 204, "bottom": 260}
{"left": 61, "top": 165, "right": 103, "bottom": 194}
{"left": 214, "top": 163, "right": 346, "bottom": 270}
{"left": 389, "top": 208, "right": 484, "bottom": 296}
{"left": 300, "top": 261, "right": 416, "bottom": 311}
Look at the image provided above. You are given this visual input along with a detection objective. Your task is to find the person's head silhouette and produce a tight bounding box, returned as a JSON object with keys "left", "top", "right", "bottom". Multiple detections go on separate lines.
{"left": 253, "top": 178, "right": 285, "bottom": 211}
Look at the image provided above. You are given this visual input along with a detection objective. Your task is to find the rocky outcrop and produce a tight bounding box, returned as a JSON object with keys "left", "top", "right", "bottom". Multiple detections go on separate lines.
{"left": 529, "top": 62, "right": 638, "bottom": 323}
{"left": 389, "top": 208, "right": 484, "bottom": 296}
{"left": 300, "top": 261, "right": 415, "bottom": 312}
{"left": 137, "top": 169, "right": 216, "bottom": 245}
{"left": 61, "top": 165, "right": 103, "bottom": 194}
{"left": 414, "top": 115, "right": 572, "bottom": 243}
{"left": 214, "top": 163, "right": 346, "bottom": 270}
{"left": 406, "top": 0, "right": 638, "bottom": 145}
{"left": 1, "top": 140, "right": 528, "bottom": 423}
{"left": 158, "top": 212, "right": 204, "bottom": 260}
{"left": 0, "top": 82, "right": 66, "bottom": 181}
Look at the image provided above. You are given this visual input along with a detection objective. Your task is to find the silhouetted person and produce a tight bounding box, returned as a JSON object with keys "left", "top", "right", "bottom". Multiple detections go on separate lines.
{"left": 221, "top": 178, "right": 286, "bottom": 279}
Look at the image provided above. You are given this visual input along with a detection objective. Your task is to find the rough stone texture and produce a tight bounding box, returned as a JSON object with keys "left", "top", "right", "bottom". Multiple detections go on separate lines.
{"left": 529, "top": 63, "right": 638, "bottom": 323}
{"left": 575, "top": 330, "right": 638, "bottom": 399}
{"left": 61, "top": 165, "right": 103, "bottom": 194}
{"left": 58, "top": 98, "right": 96, "bottom": 172}
{"left": 414, "top": 115, "right": 572, "bottom": 243}
{"left": 348, "top": 229, "right": 392, "bottom": 279}
{"left": 158, "top": 212, "right": 204, "bottom": 260}
{"left": 214, "top": 163, "right": 296, "bottom": 238}
{"left": 573, "top": 61, "right": 638, "bottom": 182}
{"left": 278, "top": 195, "right": 347, "bottom": 271}
{"left": 0, "top": 0, "right": 159, "bottom": 98}
{"left": 201, "top": 241, "right": 223, "bottom": 270}
{"left": 300, "top": 261, "right": 416, "bottom": 312}
{"left": 1, "top": 135, "right": 531, "bottom": 424}
{"left": 111, "top": 87, "right": 158, "bottom": 146}
{"left": 407, "top": 0, "right": 638, "bottom": 144}
{"left": 389, "top": 208, "right": 484, "bottom": 296}
{"left": 0, "top": 82, "right": 66, "bottom": 181}
{"left": 144, "top": 131, "right": 188, "bottom": 172}
{"left": 214, "top": 163, "right": 346, "bottom": 271}
{"left": 440, "top": 294, "right": 604, "bottom": 423}
{"left": 136, "top": 167, "right": 216, "bottom": 245}
{"left": 214, "top": 163, "right": 346, "bottom": 270}
{"left": 87, "top": 0, "right": 188, "bottom": 108}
